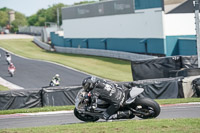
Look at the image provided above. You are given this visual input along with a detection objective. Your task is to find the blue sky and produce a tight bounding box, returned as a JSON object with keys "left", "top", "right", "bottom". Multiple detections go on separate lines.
{"left": 0, "top": 0, "right": 97, "bottom": 16}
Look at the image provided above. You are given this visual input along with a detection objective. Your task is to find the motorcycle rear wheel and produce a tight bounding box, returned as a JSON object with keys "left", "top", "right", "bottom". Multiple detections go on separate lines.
{"left": 49, "top": 81, "right": 54, "bottom": 87}
{"left": 132, "top": 97, "right": 160, "bottom": 119}
{"left": 74, "top": 108, "right": 99, "bottom": 122}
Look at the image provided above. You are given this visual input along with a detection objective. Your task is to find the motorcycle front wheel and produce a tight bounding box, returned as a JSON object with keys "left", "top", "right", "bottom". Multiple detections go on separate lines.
{"left": 9, "top": 72, "right": 13, "bottom": 77}
{"left": 131, "top": 97, "right": 161, "bottom": 119}
{"left": 74, "top": 108, "right": 99, "bottom": 122}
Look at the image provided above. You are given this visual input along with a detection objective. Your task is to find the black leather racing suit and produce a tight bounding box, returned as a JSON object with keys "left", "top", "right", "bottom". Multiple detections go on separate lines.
{"left": 91, "top": 79, "right": 125, "bottom": 119}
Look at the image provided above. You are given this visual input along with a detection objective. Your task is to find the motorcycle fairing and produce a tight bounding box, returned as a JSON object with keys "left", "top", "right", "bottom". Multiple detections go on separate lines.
{"left": 125, "top": 87, "right": 144, "bottom": 104}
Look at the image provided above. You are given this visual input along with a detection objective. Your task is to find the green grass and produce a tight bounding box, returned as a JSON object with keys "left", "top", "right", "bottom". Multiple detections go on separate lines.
{"left": 0, "top": 106, "right": 75, "bottom": 115}
{"left": 0, "top": 85, "right": 10, "bottom": 91}
{"left": 0, "top": 118, "right": 200, "bottom": 133}
{"left": 155, "top": 97, "right": 200, "bottom": 105}
{"left": 0, "top": 39, "right": 132, "bottom": 81}
{"left": 0, "top": 98, "right": 199, "bottom": 115}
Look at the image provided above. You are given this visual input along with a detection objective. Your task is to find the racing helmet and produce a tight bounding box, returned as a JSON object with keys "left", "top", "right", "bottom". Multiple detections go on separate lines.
{"left": 82, "top": 76, "right": 96, "bottom": 92}
{"left": 55, "top": 74, "right": 59, "bottom": 77}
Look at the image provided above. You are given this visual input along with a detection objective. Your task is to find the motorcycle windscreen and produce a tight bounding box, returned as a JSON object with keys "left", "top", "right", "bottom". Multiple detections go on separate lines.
{"left": 75, "top": 89, "right": 87, "bottom": 110}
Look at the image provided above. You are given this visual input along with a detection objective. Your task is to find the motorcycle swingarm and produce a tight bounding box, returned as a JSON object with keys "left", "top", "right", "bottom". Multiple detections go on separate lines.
{"left": 128, "top": 107, "right": 149, "bottom": 116}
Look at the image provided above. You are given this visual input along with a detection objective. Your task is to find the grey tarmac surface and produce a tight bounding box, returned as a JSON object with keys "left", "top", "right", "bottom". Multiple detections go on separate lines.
{"left": 0, "top": 103, "right": 200, "bottom": 129}
{"left": 0, "top": 48, "right": 90, "bottom": 89}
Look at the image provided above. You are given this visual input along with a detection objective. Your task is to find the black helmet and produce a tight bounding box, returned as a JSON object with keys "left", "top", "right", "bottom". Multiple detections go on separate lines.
{"left": 82, "top": 77, "right": 96, "bottom": 91}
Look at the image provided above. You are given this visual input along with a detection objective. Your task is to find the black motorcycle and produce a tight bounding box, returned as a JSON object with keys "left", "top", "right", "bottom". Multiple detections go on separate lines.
{"left": 74, "top": 86, "right": 161, "bottom": 122}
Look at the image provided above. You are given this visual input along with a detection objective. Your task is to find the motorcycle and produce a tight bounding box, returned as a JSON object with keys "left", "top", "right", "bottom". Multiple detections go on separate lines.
{"left": 74, "top": 86, "right": 161, "bottom": 122}
{"left": 8, "top": 67, "right": 15, "bottom": 77}
{"left": 49, "top": 79, "right": 60, "bottom": 87}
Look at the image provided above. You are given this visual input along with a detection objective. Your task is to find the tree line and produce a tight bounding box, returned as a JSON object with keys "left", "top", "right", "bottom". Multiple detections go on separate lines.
{"left": 0, "top": 1, "right": 97, "bottom": 33}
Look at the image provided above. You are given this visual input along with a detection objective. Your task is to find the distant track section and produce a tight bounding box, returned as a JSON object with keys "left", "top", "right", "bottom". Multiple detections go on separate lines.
{"left": 0, "top": 48, "right": 89, "bottom": 89}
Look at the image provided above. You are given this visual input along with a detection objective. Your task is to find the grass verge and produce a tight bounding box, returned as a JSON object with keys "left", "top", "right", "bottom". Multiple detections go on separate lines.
{"left": 0, "top": 118, "right": 199, "bottom": 133}
{"left": 0, "top": 85, "right": 10, "bottom": 91}
{"left": 0, "top": 98, "right": 199, "bottom": 115}
{"left": 0, "top": 105, "right": 75, "bottom": 115}
{"left": 0, "top": 39, "right": 132, "bottom": 81}
{"left": 155, "top": 97, "right": 200, "bottom": 105}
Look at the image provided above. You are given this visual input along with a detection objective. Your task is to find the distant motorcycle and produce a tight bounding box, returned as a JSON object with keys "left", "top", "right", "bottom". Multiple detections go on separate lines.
{"left": 49, "top": 79, "right": 60, "bottom": 87}
{"left": 74, "top": 86, "right": 161, "bottom": 122}
{"left": 8, "top": 67, "right": 15, "bottom": 77}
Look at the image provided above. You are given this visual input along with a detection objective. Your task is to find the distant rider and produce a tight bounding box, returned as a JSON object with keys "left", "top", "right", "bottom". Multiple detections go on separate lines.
{"left": 53, "top": 74, "right": 60, "bottom": 81}
{"left": 8, "top": 63, "right": 16, "bottom": 71}
{"left": 82, "top": 76, "right": 133, "bottom": 120}
{"left": 5, "top": 52, "right": 11, "bottom": 64}
{"left": 50, "top": 74, "right": 60, "bottom": 86}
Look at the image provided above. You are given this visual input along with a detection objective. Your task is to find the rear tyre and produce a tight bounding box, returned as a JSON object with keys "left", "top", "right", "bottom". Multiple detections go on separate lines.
{"left": 74, "top": 108, "right": 99, "bottom": 122}
{"left": 132, "top": 97, "right": 160, "bottom": 119}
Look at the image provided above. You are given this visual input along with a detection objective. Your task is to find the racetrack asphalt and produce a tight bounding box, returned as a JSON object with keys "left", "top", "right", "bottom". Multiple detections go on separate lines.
{"left": 0, "top": 103, "right": 200, "bottom": 129}
{"left": 0, "top": 48, "right": 90, "bottom": 89}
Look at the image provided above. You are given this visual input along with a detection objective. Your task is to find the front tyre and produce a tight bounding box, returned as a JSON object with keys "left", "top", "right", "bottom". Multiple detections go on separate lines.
{"left": 74, "top": 108, "right": 99, "bottom": 122}
{"left": 132, "top": 97, "right": 160, "bottom": 119}
{"left": 9, "top": 72, "right": 13, "bottom": 77}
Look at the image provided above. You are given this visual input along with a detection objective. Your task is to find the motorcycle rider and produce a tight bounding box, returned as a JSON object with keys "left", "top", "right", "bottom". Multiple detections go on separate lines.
{"left": 8, "top": 63, "right": 16, "bottom": 72}
{"left": 82, "top": 76, "right": 133, "bottom": 120}
{"left": 51, "top": 74, "right": 60, "bottom": 86}
{"left": 5, "top": 52, "right": 11, "bottom": 64}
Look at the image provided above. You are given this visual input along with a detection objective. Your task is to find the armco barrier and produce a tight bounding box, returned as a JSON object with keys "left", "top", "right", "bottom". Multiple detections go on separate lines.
{"left": 54, "top": 46, "right": 156, "bottom": 61}
{"left": 33, "top": 37, "right": 157, "bottom": 61}
{"left": 33, "top": 37, "right": 51, "bottom": 50}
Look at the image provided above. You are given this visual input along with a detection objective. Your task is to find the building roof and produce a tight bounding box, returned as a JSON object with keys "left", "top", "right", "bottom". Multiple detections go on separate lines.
{"left": 164, "top": 0, "right": 194, "bottom": 14}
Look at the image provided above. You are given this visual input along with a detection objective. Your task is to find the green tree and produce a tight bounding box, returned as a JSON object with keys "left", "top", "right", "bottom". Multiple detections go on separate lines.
{"left": 34, "top": 16, "right": 46, "bottom": 26}
{"left": 27, "top": 14, "right": 38, "bottom": 26}
{"left": 0, "top": 7, "right": 28, "bottom": 33}
{"left": 74, "top": 0, "right": 96, "bottom": 5}
{"left": 45, "top": 3, "right": 65, "bottom": 26}
{"left": 0, "top": 7, "right": 9, "bottom": 11}
{"left": 0, "top": 11, "right": 8, "bottom": 27}
{"left": 27, "top": 1, "right": 98, "bottom": 26}
{"left": 27, "top": 9, "right": 47, "bottom": 26}
{"left": 28, "top": 3, "right": 65, "bottom": 26}
{"left": 11, "top": 12, "right": 28, "bottom": 32}
{"left": 0, "top": 7, "right": 11, "bottom": 27}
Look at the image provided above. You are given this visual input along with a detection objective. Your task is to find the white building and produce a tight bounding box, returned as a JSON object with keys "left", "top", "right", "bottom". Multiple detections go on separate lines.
{"left": 51, "top": 0, "right": 196, "bottom": 56}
